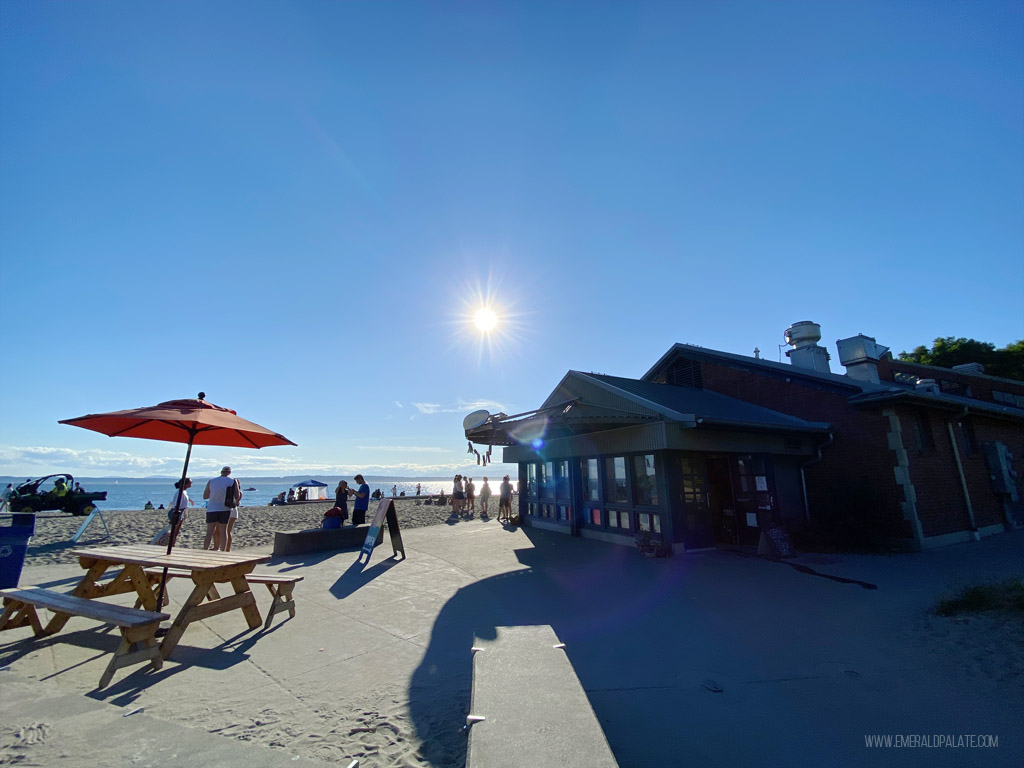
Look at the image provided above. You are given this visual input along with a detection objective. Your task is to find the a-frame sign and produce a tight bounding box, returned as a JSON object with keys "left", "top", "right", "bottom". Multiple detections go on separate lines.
{"left": 358, "top": 497, "right": 406, "bottom": 563}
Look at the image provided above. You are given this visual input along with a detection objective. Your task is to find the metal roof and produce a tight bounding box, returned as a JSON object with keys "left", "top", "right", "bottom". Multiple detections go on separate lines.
{"left": 465, "top": 370, "right": 830, "bottom": 446}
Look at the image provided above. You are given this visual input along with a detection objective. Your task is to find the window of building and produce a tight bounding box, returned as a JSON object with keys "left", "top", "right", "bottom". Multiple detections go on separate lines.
{"left": 604, "top": 457, "right": 627, "bottom": 503}
{"left": 528, "top": 502, "right": 538, "bottom": 517}
{"left": 588, "top": 507, "right": 602, "bottom": 526}
{"left": 637, "top": 512, "right": 661, "bottom": 534}
{"left": 632, "top": 454, "right": 658, "bottom": 506}
{"left": 606, "top": 509, "right": 630, "bottom": 530}
{"left": 913, "top": 412, "right": 935, "bottom": 453}
{"left": 555, "top": 460, "right": 570, "bottom": 498}
{"left": 540, "top": 462, "right": 553, "bottom": 497}
{"left": 557, "top": 504, "right": 569, "bottom": 521}
{"left": 526, "top": 464, "right": 537, "bottom": 497}
{"left": 582, "top": 458, "right": 599, "bottom": 501}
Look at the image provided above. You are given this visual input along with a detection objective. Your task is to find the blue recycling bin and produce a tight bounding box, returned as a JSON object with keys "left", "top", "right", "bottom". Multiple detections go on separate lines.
{"left": 0, "top": 513, "right": 35, "bottom": 589}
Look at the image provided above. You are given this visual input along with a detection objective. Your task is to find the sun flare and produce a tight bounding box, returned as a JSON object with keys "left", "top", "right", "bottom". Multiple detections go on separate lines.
{"left": 474, "top": 307, "right": 498, "bottom": 332}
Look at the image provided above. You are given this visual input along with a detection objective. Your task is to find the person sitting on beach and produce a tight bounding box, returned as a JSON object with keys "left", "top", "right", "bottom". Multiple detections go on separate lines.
{"left": 287, "top": 488, "right": 296, "bottom": 503}
{"left": 399, "top": 490, "right": 406, "bottom": 497}
{"left": 144, "top": 500, "right": 155, "bottom": 510}
{"left": 438, "top": 490, "right": 446, "bottom": 505}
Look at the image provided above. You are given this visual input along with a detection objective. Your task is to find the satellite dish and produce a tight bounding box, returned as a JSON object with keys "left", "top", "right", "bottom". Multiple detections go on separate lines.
{"left": 463, "top": 410, "right": 490, "bottom": 431}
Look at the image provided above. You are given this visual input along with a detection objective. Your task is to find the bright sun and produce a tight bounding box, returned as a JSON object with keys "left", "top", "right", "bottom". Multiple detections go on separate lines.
{"left": 474, "top": 307, "right": 498, "bottom": 332}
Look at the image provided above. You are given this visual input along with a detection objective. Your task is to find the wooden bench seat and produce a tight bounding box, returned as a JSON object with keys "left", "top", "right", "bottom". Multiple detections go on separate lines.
{"left": 142, "top": 568, "right": 303, "bottom": 629}
{"left": 0, "top": 586, "right": 169, "bottom": 688}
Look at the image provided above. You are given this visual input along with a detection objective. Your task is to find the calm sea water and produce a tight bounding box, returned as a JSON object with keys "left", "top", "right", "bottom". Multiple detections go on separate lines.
{"left": 1, "top": 476, "right": 517, "bottom": 511}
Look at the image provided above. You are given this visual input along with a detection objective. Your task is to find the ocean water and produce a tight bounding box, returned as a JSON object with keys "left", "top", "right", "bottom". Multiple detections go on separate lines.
{"left": 1, "top": 476, "right": 517, "bottom": 511}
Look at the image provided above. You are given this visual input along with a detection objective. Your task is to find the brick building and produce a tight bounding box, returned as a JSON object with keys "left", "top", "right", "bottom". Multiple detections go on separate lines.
{"left": 465, "top": 322, "right": 1024, "bottom": 552}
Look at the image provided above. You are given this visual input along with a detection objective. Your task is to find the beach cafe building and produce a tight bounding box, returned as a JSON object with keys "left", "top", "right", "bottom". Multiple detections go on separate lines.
{"left": 464, "top": 322, "right": 1024, "bottom": 553}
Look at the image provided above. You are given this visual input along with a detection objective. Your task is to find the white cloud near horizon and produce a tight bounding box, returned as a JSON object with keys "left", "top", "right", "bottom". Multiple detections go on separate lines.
{"left": 0, "top": 443, "right": 506, "bottom": 478}
{"left": 354, "top": 445, "right": 451, "bottom": 453}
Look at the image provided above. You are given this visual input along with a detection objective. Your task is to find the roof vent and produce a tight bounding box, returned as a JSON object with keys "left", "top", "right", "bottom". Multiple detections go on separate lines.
{"left": 836, "top": 334, "right": 890, "bottom": 384}
{"left": 952, "top": 363, "right": 986, "bottom": 376}
{"left": 784, "top": 321, "right": 831, "bottom": 373}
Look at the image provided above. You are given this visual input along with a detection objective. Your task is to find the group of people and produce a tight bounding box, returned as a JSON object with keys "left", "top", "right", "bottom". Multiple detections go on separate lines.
{"left": 322, "top": 474, "right": 372, "bottom": 529}
{"left": 163, "top": 466, "right": 243, "bottom": 551}
{"left": 450, "top": 474, "right": 514, "bottom": 522}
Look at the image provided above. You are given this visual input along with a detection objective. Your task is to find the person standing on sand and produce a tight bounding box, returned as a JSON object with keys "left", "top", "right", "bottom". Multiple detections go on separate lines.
{"left": 498, "top": 475, "right": 513, "bottom": 522}
{"left": 203, "top": 466, "right": 241, "bottom": 550}
{"left": 1, "top": 483, "right": 13, "bottom": 512}
{"left": 479, "top": 477, "right": 491, "bottom": 515}
{"left": 324, "top": 481, "right": 349, "bottom": 529}
{"left": 466, "top": 477, "right": 476, "bottom": 514}
{"left": 451, "top": 474, "right": 465, "bottom": 514}
{"left": 352, "top": 474, "right": 370, "bottom": 525}
{"left": 416, "top": 483, "right": 421, "bottom": 496}
{"left": 168, "top": 478, "right": 194, "bottom": 526}
{"left": 391, "top": 484, "right": 397, "bottom": 498}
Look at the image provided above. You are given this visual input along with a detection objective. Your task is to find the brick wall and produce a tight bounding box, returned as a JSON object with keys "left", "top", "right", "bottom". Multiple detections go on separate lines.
{"left": 697, "top": 361, "right": 909, "bottom": 536}
{"left": 695, "top": 357, "right": 1024, "bottom": 541}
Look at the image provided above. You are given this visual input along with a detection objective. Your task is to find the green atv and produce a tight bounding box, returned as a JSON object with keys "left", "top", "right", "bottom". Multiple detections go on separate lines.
{"left": 9, "top": 474, "right": 107, "bottom": 517}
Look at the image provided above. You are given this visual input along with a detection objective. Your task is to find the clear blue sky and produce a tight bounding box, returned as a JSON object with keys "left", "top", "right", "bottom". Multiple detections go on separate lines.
{"left": 1, "top": 1, "right": 1021, "bottom": 478}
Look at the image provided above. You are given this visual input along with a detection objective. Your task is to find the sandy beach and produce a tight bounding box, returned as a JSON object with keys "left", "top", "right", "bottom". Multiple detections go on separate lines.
{"left": 21, "top": 498, "right": 467, "bottom": 567}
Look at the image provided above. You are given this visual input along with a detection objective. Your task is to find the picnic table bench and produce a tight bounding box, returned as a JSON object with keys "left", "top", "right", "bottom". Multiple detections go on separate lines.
{"left": 0, "top": 586, "right": 168, "bottom": 688}
{"left": 141, "top": 567, "right": 303, "bottom": 629}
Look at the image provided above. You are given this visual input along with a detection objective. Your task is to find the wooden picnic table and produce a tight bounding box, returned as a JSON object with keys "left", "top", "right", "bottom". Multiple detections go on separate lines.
{"left": 69, "top": 544, "right": 271, "bottom": 659}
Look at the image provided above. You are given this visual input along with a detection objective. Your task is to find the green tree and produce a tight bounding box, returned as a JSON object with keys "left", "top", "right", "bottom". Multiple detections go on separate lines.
{"left": 899, "top": 337, "right": 1024, "bottom": 381}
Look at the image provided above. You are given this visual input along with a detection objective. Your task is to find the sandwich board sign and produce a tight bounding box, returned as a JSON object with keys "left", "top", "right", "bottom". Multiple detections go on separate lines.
{"left": 359, "top": 498, "right": 405, "bottom": 563}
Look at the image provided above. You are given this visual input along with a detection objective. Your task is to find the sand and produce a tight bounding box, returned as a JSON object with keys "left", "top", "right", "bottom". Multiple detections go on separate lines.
{"left": 20, "top": 498, "right": 466, "bottom": 567}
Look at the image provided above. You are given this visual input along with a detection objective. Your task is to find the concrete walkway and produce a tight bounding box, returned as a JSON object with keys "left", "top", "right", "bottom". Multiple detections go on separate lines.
{"left": 1, "top": 520, "right": 1021, "bottom": 767}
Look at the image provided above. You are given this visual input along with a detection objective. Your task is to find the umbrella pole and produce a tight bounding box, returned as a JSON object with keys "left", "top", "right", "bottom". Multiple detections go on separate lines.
{"left": 156, "top": 432, "right": 195, "bottom": 614}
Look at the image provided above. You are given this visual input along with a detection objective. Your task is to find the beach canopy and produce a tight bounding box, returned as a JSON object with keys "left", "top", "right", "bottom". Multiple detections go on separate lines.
{"left": 292, "top": 480, "right": 328, "bottom": 488}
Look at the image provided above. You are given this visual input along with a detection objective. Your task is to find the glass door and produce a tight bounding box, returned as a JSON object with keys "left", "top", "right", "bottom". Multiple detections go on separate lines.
{"left": 677, "top": 455, "right": 713, "bottom": 549}
{"left": 732, "top": 454, "right": 775, "bottom": 547}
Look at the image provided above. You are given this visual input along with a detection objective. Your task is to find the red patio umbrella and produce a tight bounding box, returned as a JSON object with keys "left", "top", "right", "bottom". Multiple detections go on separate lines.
{"left": 60, "top": 392, "right": 296, "bottom": 608}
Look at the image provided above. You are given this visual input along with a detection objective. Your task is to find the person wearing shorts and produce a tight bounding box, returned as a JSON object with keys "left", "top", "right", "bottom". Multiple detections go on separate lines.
{"left": 498, "top": 475, "right": 513, "bottom": 522}
{"left": 452, "top": 474, "right": 465, "bottom": 514}
{"left": 203, "top": 466, "right": 241, "bottom": 550}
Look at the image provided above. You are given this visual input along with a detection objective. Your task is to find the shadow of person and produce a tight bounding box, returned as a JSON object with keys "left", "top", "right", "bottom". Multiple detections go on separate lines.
{"left": 406, "top": 528, "right": 688, "bottom": 766}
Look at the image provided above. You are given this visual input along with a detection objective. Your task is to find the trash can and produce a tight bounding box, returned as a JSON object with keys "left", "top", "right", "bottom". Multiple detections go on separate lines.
{"left": 0, "top": 513, "right": 35, "bottom": 589}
